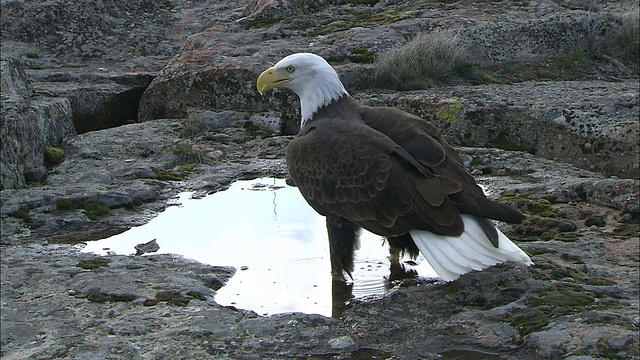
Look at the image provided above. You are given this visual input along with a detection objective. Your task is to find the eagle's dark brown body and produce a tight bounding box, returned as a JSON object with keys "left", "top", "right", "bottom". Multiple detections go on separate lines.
{"left": 286, "top": 96, "right": 524, "bottom": 278}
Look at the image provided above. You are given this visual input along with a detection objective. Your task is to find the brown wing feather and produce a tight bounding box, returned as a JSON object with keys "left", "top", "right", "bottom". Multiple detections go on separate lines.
{"left": 286, "top": 115, "right": 464, "bottom": 238}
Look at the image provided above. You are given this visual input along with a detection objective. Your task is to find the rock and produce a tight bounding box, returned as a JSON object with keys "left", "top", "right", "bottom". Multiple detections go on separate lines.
{"left": 32, "top": 72, "right": 155, "bottom": 133}
{"left": 464, "top": 12, "right": 613, "bottom": 63}
{"left": 1, "top": 58, "right": 75, "bottom": 190}
{"left": 186, "top": 109, "right": 282, "bottom": 134}
{"left": 328, "top": 335, "right": 355, "bottom": 349}
{"left": 138, "top": 57, "right": 268, "bottom": 122}
{"left": 24, "top": 166, "right": 48, "bottom": 184}
{"left": 0, "top": 0, "right": 209, "bottom": 63}
{"left": 135, "top": 239, "right": 160, "bottom": 256}
{"left": 1, "top": 57, "right": 33, "bottom": 111}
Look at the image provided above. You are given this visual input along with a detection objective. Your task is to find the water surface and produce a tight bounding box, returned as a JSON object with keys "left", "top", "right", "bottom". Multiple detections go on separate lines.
{"left": 82, "top": 178, "right": 436, "bottom": 316}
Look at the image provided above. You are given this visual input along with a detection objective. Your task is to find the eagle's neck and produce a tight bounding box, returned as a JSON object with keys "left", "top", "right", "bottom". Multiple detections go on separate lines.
{"left": 298, "top": 74, "right": 349, "bottom": 127}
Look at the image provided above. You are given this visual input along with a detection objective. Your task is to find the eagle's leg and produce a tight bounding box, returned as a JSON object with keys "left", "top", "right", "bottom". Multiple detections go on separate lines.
{"left": 387, "top": 233, "right": 419, "bottom": 281}
{"left": 326, "top": 216, "right": 361, "bottom": 280}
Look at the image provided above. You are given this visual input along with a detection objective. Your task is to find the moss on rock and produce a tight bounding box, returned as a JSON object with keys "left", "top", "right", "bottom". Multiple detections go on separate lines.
{"left": 82, "top": 201, "right": 110, "bottom": 219}
{"left": 510, "top": 308, "right": 550, "bottom": 337}
{"left": 44, "top": 147, "right": 65, "bottom": 167}
{"left": 9, "top": 207, "right": 44, "bottom": 229}
{"left": 77, "top": 258, "right": 111, "bottom": 269}
{"left": 498, "top": 191, "right": 579, "bottom": 242}
{"left": 55, "top": 198, "right": 78, "bottom": 211}
{"left": 350, "top": 47, "right": 376, "bottom": 64}
{"left": 612, "top": 223, "right": 639, "bottom": 238}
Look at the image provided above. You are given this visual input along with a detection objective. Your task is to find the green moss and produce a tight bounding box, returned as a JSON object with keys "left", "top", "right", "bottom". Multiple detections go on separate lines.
{"left": 25, "top": 53, "right": 39, "bottom": 59}
{"left": 510, "top": 308, "right": 550, "bottom": 336}
{"left": 551, "top": 232, "right": 579, "bottom": 242}
{"left": 9, "top": 207, "right": 44, "bottom": 228}
{"left": 350, "top": 47, "right": 376, "bottom": 64}
{"left": 56, "top": 198, "right": 111, "bottom": 219}
{"left": 531, "top": 216, "right": 577, "bottom": 231}
{"left": 44, "top": 147, "right": 65, "bottom": 167}
{"left": 154, "top": 164, "right": 197, "bottom": 182}
{"left": 155, "top": 164, "right": 198, "bottom": 181}
{"left": 310, "top": 20, "right": 355, "bottom": 36}
{"left": 361, "top": 5, "right": 412, "bottom": 27}
{"left": 500, "top": 191, "right": 579, "bottom": 242}
{"left": 498, "top": 193, "right": 555, "bottom": 216}
{"left": 528, "top": 199, "right": 553, "bottom": 215}
{"left": 29, "top": 221, "right": 44, "bottom": 229}
{"left": 154, "top": 290, "right": 191, "bottom": 306}
{"left": 155, "top": 170, "right": 184, "bottom": 181}
{"left": 10, "top": 207, "right": 31, "bottom": 222}
{"left": 529, "top": 288, "right": 595, "bottom": 309}
{"left": 436, "top": 101, "right": 464, "bottom": 125}
{"left": 28, "top": 65, "right": 43, "bottom": 70}
{"left": 82, "top": 201, "right": 110, "bottom": 219}
{"left": 459, "top": 65, "right": 500, "bottom": 84}
{"left": 514, "top": 216, "right": 578, "bottom": 242}
{"left": 612, "top": 223, "right": 639, "bottom": 238}
{"left": 495, "top": 285, "right": 597, "bottom": 335}
{"left": 533, "top": 258, "right": 579, "bottom": 280}
{"left": 77, "top": 258, "right": 111, "bottom": 269}
{"left": 56, "top": 198, "right": 78, "bottom": 211}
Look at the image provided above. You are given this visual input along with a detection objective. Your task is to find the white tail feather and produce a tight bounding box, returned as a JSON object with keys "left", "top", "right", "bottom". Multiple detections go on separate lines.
{"left": 409, "top": 215, "right": 533, "bottom": 281}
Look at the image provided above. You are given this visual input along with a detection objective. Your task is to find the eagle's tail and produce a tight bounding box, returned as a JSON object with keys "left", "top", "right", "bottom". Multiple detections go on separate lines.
{"left": 409, "top": 215, "right": 533, "bottom": 282}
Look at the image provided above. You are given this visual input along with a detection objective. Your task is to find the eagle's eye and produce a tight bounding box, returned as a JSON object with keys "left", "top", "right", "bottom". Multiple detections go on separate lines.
{"left": 286, "top": 66, "right": 295, "bottom": 73}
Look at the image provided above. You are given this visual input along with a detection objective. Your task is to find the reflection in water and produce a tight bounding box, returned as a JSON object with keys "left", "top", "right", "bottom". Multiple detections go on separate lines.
{"left": 82, "top": 178, "right": 437, "bottom": 316}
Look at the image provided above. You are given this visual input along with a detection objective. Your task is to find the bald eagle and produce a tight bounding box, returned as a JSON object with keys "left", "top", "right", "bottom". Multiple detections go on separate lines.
{"left": 257, "top": 53, "right": 532, "bottom": 282}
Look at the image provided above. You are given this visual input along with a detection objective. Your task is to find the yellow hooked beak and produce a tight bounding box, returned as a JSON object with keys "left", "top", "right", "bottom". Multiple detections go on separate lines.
{"left": 256, "top": 67, "right": 292, "bottom": 95}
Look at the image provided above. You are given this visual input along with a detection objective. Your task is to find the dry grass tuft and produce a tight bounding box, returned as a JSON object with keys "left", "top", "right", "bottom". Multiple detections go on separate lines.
{"left": 373, "top": 29, "right": 469, "bottom": 90}
{"left": 610, "top": 10, "right": 639, "bottom": 71}
{"left": 585, "top": 9, "right": 639, "bottom": 73}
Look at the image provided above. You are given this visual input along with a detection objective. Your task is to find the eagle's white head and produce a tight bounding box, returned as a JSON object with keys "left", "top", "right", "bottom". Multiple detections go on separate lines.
{"left": 257, "top": 53, "right": 349, "bottom": 126}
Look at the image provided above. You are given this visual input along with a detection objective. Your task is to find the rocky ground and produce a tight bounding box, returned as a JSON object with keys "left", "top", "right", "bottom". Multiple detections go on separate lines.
{"left": 1, "top": 0, "right": 639, "bottom": 359}
{"left": 1, "top": 122, "right": 638, "bottom": 359}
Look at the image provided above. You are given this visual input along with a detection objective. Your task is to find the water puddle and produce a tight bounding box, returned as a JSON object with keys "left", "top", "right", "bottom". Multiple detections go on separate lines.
{"left": 82, "top": 178, "right": 437, "bottom": 316}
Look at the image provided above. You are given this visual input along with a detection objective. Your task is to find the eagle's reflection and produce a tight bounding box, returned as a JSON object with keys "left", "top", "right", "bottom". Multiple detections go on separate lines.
{"left": 331, "top": 261, "right": 421, "bottom": 318}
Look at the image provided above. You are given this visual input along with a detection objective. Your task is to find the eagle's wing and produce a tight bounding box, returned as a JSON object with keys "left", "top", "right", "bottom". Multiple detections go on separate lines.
{"left": 286, "top": 119, "right": 464, "bottom": 237}
{"left": 360, "top": 106, "right": 525, "bottom": 227}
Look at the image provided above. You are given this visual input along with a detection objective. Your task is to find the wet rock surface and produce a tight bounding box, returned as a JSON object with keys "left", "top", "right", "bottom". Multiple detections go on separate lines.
{"left": 1, "top": 0, "right": 639, "bottom": 358}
